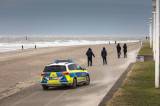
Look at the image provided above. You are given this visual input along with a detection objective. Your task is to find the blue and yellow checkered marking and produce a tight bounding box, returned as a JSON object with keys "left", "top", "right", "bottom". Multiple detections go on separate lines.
{"left": 41, "top": 70, "right": 88, "bottom": 86}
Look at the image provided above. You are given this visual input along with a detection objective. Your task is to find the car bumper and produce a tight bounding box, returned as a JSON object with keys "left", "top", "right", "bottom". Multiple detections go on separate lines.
{"left": 41, "top": 82, "right": 72, "bottom": 87}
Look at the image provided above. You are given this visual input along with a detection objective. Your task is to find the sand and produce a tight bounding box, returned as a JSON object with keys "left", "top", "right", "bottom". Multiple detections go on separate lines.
{"left": 0, "top": 42, "right": 141, "bottom": 100}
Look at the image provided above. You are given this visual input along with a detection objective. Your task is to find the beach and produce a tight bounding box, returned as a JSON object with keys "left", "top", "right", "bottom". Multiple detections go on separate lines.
{"left": 0, "top": 42, "right": 141, "bottom": 106}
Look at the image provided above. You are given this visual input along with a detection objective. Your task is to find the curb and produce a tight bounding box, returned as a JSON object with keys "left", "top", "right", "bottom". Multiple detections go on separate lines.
{"left": 98, "top": 63, "right": 134, "bottom": 106}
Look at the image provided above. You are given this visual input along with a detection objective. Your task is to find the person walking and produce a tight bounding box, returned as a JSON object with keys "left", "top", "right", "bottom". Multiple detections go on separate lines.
{"left": 123, "top": 43, "right": 127, "bottom": 58}
{"left": 115, "top": 41, "right": 117, "bottom": 44}
{"left": 101, "top": 47, "right": 107, "bottom": 65}
{"left": 116, "top": 43, "right": 121, "bottom": 58}
{"left": 35, "top": 44, "right": 37, "bottom": 49}
{"left": 86, "top": 48, "right": 95, "bottom": 66}
{"left": 22, "top": 45, "right": 24, "bottom": 50}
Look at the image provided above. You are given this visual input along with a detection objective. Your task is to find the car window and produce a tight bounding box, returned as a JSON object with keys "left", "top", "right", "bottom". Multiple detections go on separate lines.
{"left": 76, "top": 65, "right": 82, "bottom": 70}
{"left": 68, "top": 64, "right": 82, "bottom": 70}
{"left": 68, "top": 64, "right": 76, "bottom": 70}
{"left": 43, "top": 65, "right": 66, "bottom": 72}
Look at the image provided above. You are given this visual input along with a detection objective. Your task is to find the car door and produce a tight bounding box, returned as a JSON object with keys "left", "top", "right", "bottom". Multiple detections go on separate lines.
{"left": 75, "top": 64, "right": 87, "bottom": 82}
{"left": 68, "top": 64, "right": 86, "bottom": 83}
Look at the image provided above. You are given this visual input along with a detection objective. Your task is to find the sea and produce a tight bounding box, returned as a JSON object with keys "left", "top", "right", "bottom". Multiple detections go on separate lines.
{"left": 0, "top": 36, "right": 140, "bottom": 53}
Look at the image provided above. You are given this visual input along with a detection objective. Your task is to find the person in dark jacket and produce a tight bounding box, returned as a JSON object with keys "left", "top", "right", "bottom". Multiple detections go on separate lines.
{"left": 22, "top": 45, "right": 24, "bottom": 50}
{"left": 86, "top": 48, "right": 95, "bottom": 66}
{"left": 123, "top": 43, "right": 127, "bottom": 58}
{"left": 101, "top": 47, "right": 107, "bottom": 65}
{"left": 35, "top": 44, "right": 37, "bottom": 49}
{"left": 116, "top": 43, "right": 121, "bottom": 58}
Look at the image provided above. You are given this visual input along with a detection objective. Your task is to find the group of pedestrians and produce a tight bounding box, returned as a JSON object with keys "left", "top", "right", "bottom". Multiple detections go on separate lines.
{"left": 86, "top": 43, "right": 128, "bottom": 67}
{"left": 116, "top": 43, "right": 127, "bottom": 58}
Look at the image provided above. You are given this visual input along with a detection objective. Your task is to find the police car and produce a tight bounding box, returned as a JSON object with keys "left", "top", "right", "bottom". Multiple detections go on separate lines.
{"left": 40, "top": 60, "right": 90, "bottom": 90}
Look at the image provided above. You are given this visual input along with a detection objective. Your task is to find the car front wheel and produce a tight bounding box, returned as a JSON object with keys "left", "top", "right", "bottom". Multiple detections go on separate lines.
{"left": 42, "top": 85, "right": 49, "bottom": 90}
{"left": 71, "top": 78, "right": 77, "bottom": 89}
{"left": 85, "top": 75, "right": 90, "bottom": 85}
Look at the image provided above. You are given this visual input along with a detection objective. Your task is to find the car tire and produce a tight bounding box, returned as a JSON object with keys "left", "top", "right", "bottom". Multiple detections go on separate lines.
{"left": 42, "top": 85, "right": 49, "bottom": 90}
{"left": 85, "top": 75, "right": 90, "bottom": 85}
{"left": 71, "top": 78, "right": 77, "bottom": 89}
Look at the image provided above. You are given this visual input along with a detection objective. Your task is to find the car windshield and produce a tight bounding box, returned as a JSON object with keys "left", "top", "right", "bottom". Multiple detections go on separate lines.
{"left": 44, "top": 65, "right": 66, "bottom": 72}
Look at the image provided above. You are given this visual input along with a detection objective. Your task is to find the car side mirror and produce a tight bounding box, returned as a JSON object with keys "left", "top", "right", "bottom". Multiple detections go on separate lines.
{"left": 82, "top": 67, "right": 86, "bottom": 70}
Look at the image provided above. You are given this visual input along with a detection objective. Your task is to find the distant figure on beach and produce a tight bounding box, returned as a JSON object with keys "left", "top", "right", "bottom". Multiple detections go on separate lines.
{"left": 116, "top": 43, "right": 121, "bottom": 58}
{"left": 123, "top": 43, "right": 127, "bottom": 58}
{"left": 35, "top": 45, "right": 37, "bottom": 49}
{"left": 146, "top": 36, "right": 149, "bottom": 40}
{"left": 115, "top": 41, "right": 117, "bottom": 44}
{"left": 101, "top": 47, "right": 107, "bottom": 65}
{"left": 22, "top": 45, "right": 24, "bottom": 50}
{"left": 86, "top": 48, "right": 95, "bottom": 66}
{"left": 109, "top": 41, "right": 110, "bottom": 44}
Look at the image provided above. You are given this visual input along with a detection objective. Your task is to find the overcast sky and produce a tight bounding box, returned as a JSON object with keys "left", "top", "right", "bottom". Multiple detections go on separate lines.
{"left": 0, "top": 0, "right": 152, "bottom": 37}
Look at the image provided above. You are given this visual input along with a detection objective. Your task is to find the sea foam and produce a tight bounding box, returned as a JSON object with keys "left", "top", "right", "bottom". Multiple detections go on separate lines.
{"left": 0, "top": 40, "right": 139, "bottom": 53}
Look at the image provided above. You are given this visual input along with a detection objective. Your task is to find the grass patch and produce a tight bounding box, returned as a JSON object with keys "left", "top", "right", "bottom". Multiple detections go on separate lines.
{"left": 107, "top": 61, "right": 160, "bottom": 106}
{"left": 138, "top": 41, "right": 153, "bottom": 56}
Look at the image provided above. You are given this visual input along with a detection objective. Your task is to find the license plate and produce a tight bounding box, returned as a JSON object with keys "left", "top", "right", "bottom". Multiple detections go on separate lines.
{"left": 49, "top": 77, "right": 59, "bottom": 80}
